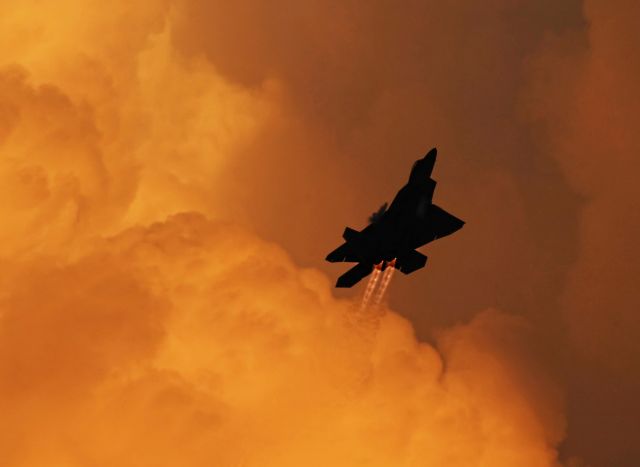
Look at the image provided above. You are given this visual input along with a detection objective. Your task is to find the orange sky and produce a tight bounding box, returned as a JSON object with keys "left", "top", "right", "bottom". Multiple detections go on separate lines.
{"left": 0, "top": 1, "right": 638, "bottom": 466}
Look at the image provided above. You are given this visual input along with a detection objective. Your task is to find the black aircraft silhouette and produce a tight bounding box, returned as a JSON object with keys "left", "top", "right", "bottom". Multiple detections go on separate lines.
{"left": 326, "top": 148, "right": 464, "bottom": 287}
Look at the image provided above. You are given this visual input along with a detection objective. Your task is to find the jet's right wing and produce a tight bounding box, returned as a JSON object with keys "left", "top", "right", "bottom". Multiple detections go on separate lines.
{"left": 410, "top": 204, "right": 464, "bottom": 248}
{"left": 429, "top": 204, "right": 464, "bottom": 239}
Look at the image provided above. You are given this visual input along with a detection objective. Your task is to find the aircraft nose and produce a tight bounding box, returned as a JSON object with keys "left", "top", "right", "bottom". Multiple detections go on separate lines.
{"left": 423, "top": 147, "right": 437, "bottom": 160}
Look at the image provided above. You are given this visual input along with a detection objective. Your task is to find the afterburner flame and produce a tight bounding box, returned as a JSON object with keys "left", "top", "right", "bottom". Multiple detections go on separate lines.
{"left": 360, "top": 265, "right": 382, "bottom": 309}
{"left": 373, "top": 261, "right": 396, "bottom": 306}
{"left": 0, "top": 1, "right": 566, "bottom": 466}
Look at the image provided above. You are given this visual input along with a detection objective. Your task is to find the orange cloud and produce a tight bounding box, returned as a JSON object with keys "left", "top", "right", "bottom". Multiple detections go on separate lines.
{"left": 0, "top": 214, "right": 564, "bottom": 466}
{"left": 0, "top": 1, "right": 277, "bottom": 258}
{"left": 526, "top": 0, "right": 640, "bottom": 464}
{"left": 0, "top": 1, "right": 592, "bottom": 465}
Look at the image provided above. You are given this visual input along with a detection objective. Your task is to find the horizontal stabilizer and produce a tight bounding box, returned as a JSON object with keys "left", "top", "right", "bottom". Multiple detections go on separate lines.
{"left": 326, "top": 243, "right": 348, "bottom": 262}
{"left": 336, "top": 262, "right": 373, "bottom": 288}
{"left": 396, "top": 250, "right": 427, "bottom": 275}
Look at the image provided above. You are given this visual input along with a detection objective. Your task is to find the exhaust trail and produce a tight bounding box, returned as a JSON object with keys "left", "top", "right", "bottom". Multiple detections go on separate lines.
{"left": 360, "top": 263, "right": 382, "bottom": 309}
{"left": 373, "top": 261, "right": 396, "bottom": 306}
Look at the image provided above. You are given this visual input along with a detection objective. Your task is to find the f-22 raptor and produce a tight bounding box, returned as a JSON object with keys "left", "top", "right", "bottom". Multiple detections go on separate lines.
{"left": 326, "top": 148, "right": 464, "bottom": 288}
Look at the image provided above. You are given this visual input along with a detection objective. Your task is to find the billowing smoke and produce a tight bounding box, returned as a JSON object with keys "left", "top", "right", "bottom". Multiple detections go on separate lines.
{"left": 0, "top": 0, "right": 637, "bottom": 466}
{"left": 0, "top": 213, "right": 564, "bottom": 466}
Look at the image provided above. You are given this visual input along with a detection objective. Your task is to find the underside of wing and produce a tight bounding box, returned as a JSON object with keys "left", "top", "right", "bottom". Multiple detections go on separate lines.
{"left": 412, "top": 204, "right": 464, "bottom": 247}
{"left": 430, "top": 204, "right": 464, "bottom": 239}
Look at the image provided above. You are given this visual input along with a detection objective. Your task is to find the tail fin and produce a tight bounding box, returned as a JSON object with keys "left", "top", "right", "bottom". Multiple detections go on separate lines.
{"left": 409, "top": 148, "right": 437, "bottom": 183}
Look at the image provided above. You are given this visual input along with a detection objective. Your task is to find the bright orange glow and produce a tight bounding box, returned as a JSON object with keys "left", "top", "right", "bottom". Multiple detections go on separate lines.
{"left": 9, "top": 1, "right": 634, "bottom": 465}
{"left": 361, "top": 266, "right": 382, "bottom": 309}
{"left": 373, "top": 264, "right": 395, "bottom": 306}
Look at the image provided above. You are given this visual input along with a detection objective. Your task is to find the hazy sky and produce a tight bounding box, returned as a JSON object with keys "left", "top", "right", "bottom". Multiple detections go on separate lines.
{"left": 0, "top": 1, "right": 638, "bottom": 466}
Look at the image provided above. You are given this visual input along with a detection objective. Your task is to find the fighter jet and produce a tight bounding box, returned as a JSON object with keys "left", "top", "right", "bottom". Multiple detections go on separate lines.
{"left": 326, "top": 148, "right": 464, "bottom": 287}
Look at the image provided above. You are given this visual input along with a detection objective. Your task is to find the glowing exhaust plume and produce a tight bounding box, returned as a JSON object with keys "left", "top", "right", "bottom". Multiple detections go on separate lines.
{"left": 360, "top": 264, "right": 382, "bottom": 309}
{"left": 373, "top": 262, "right": 396, "bottom": 306}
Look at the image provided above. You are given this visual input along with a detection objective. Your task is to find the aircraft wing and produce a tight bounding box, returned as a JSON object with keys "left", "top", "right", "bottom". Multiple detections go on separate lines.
{"left": 410, "top": 204, "right": 465, "bottom": 248}
{"left": 430, "top": 204, "right": 465, "bottom": 239}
